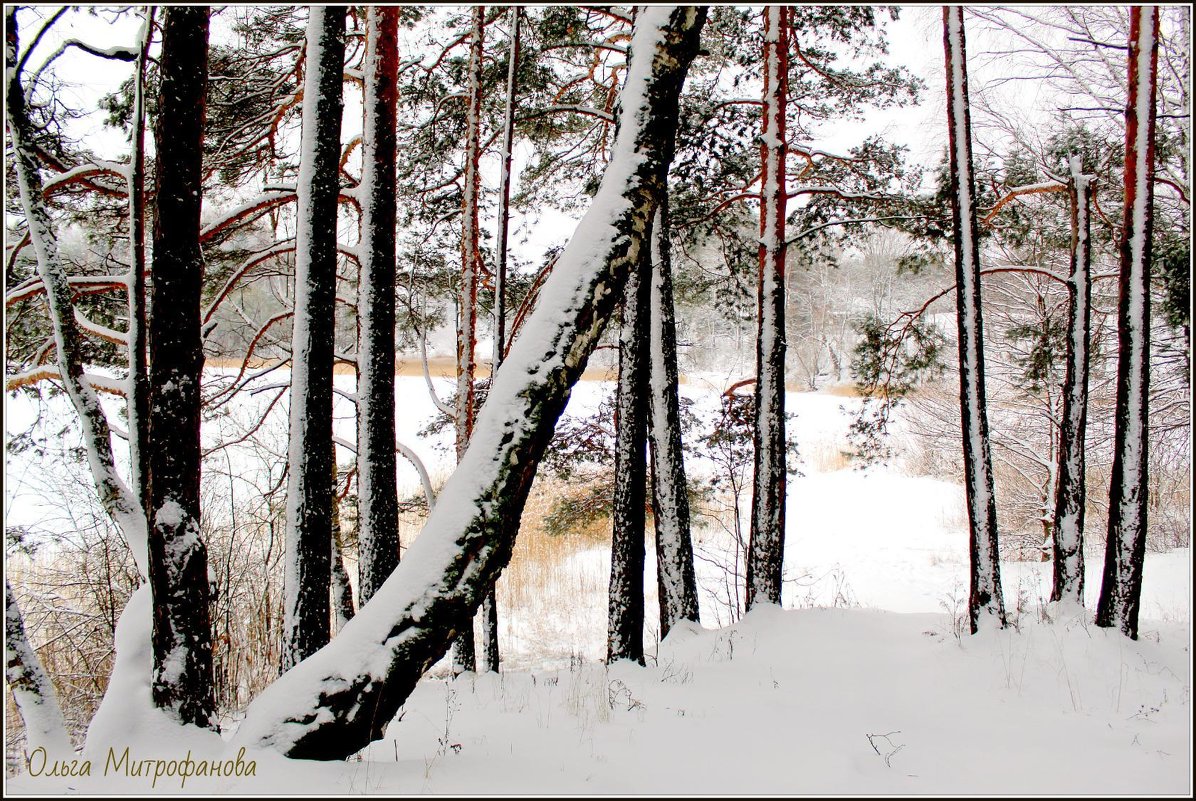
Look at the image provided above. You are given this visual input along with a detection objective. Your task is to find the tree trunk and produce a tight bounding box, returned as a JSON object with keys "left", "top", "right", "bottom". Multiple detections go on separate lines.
{"left": 607, "top": 234, "right": 652, "bottom": 666}
{"left": 356, "top": 6, "right": 400, "bottom": 607}
{"left": 282, "top": 6, "right": 345, "bottom": 670}
{"left": 1096, "top": 6, "right": 1158, "bottom": 640}
{"left": 943, "top": 6, "right": 1006, "bottom": 634}
{"left": 1050, "top": 158, "right": 1093, "bottom": 604}
{"left": 147, "top": 5, "right": 216, "bottom": 727}
{"left": 5, "top": 579, "right": 73, "bottom": 757}
{"left": 233, "top": 7, "right": 706, "bottom": 760}
{"left": 450, "top": 5, "right": 486, "bottom": 676}
{"left": 5, "top": 9, "right": 148, "bottom": 576}
{"left": 127, "top": 8, "right": 153, "bottom": 519}
{"left": 646, "top": 197, "right": 700, "bottom": 637}
{"left": 747, "top": 5, "right": 789, "bottom": 611}
{"left": 479, "top": 4, "right": 522, "bottom": 676}
{"left": 331, "top": 461, "right": 356, "bottom": 630}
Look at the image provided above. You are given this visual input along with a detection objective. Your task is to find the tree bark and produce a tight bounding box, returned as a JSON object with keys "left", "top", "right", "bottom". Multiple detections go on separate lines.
{"left": 1096, "top": 6, "right": 1158, "bottom": 640}
{"left": 943, "top": 6, "right": 1006, "bottom": 633}
{"left": 282, "top": 6, "right": 345, "bottom": 670}
{"left": 127, "top": 8, "right": 152, "bottom": 519}
{"left": 747, "top": 5, "right": 789, "bottom": 611}
{"left": 1050, "top": 159, "right": 1093, "bottom": 604}
{"left": 450, "top": 5, "right": 487, "bottom": 676}
{"left": 607, "top": 232, "right": 652, "bottom": 665}
{"left": 479, "top": 4, "right": 522, "bottom": 676}
{"left": 646, "top": 197, "right": 700, "bottom": 637}
{"left": 147, "top": 4, "right": 216, "bottom": 727}
{"left": 5, "top": 579, "right": 73, "bottom": 757}
{"left": 356, "top": 6, "right": 400, "bottom": 607}
{"left": 331, "top": 460, "right": 356, "bottom": 630}
{"left": 234, "top": 7, "right": 706, "bottom": 760}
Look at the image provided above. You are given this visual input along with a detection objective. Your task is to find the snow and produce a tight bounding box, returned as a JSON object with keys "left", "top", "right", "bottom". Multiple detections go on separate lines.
{"left": 5, "top": 373, "right": 1191, "bottom": 792}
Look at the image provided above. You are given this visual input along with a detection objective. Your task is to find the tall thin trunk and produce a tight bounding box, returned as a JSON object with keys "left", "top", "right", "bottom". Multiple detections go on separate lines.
{"left": 1096, "top": 6, "right": 1158, "bottom": 640}
{"left": 147, "top": 4, "right": 215, "bottom": 727}
{"left": 1050, "top": 158, "right": 1093, "bottom": 604}
{"left": 356, "top": 6, "right": 400, "bottom": 607}
{"left": 479, "top": 4, "right": 522, "bottom": 675}
{"left": 747, "top": 5, "right": 789, "bottom": 611}
{"left": 607, "top": 238, "right": 652, "bottom": 665}
{"left": 942, "top": 7, "right": 1006, "bottom": 631}
{"left": 451, "top": 5, "right": 486, "bottom": 676}
{"left": 646, "top": 197, "right": 699, "bottom": 637}
{"left": 127, "top": 6, "right": 153, "bottom": 519}
{"left": 5, "top": 579, "right": 73, "bottom": 757}
{"left": 282, "top": 5, "right": 346, "bottom": 670}
{"left": 943, "top": 6, "right": 1006, "bottom": 633}
{"left": 235, "top": 8, "right": 706, "bottom": 760}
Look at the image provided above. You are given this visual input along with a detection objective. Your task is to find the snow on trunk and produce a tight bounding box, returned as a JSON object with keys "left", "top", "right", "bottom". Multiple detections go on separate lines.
{"left": 1096, "top": 7, "right": 1159, "bottom": 640}
{"left": 607, "top": 228, "right": 651, "bottom": 666}
{"left": 747, "top": 5, "right": 789, "bottom": 611}
{"left": 233, "top": 7, "right": 706, "bottom": 760}
{"left": 282, "top": 6, "right": 346, "bottom": 670}
{"left": 646, "top": 198, "right": 700, "bottom": 637}
{"left": 943, "top": 6, "right": 1006, "bottom": 633}
{"left": 4, "top": 8, "right": 147, "bottom": 576}
{"left": 126, "top": 9, "right": 152, "bottom": 517}
{"left": 5, "top": 579, "right": 73, "bottom": 758}
{"left": 1050, "top": 157, "right": 1094, "bottom": 605}
{"left": 356, "top": 6, "right": 401, "bottom": 608}
{"left": 146, "top": 5, "right": 215, "bottom": 728}
{"left": 450, "top": 5, "right": 487, "bottom": 676}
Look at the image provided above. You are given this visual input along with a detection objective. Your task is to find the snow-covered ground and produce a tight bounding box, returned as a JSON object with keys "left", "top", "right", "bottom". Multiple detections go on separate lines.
{"left": 4, "top": 372, "right": 1191, "bottom": 794}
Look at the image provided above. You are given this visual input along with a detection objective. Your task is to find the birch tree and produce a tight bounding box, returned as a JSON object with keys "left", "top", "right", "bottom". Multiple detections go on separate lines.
{"left": 943, "top": 5, "right": 1006, "bottom": 633}
{"left": 1096, "top": 6, "right": 1160, "bottom": 640}
{"left": 355, "top": 6, "right": 401, "bottom": 607}
{"left": 233, "top": 6, "right": 706, "bottom": 759}
{"left": 282, "top": 6, "right": 346, "bottom": 670}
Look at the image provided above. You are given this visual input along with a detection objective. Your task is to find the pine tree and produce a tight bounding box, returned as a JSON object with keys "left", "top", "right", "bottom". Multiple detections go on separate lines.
{"left": 234, "top": 7, "right": 707, "bottom": 759}
{"left": 943, "top": 5, "right": 1006, "bottom": 633}
{"left": 646, "top": 196, "right": 700, "bottom": 637}
{"left": 1050, "top": 158, "right": 1094, "bottom": 604}
{"left": 747, "top": 5, "right": 790, "bottom": 610}
{"left": 356, "top": 6, "right": 401, "bottom": 607}
{"left": 1096, "top": 6, "right": 1160, "bottom": 640}
{"left": 146, "top": 5, "right": 216, "bottom": 726}
{"left": 282, "top": 5, "right": 346, "bottom": 670}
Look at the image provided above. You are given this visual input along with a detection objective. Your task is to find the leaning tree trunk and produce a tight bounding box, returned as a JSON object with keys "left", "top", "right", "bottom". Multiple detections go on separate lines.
{"left": 607, "top": 233, "right": 652, "bottom": 666}
{"left": 282, "top": 6, "right": 346, "bottom": 671}
{"left": 450, "top": 4, "right": 486, "bottom": 676}
{"left": 233, "top": 7, "right": 706, "bottom": 760}
{"left": 356, "top": 6, "right": 401, "bottom": 607}
{"left": 147, "top": 5, "right": 216, "bottom": 727}
{"left": 1050, "top": 158, "right": 1094, "bottom": 605}
{"left": 747, "top": 5, "right": 789, "bottom": 611}
{"left": 943, "top": 5, "right": 1006, "bottom": 634}
{"left": 1096, "top": 6, "right": 1158, "bottom": 640}
{"left": 479, "top": 3, "right": 522, "bottom": 675}
{"left": 646, "top": 197, "right": 700, "bottom": 637}
{"left": 6, "top": 579, "right": 73, "bottom": 757}
{"left": 4, "top": 9, "right": 148, "bottom": 575}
